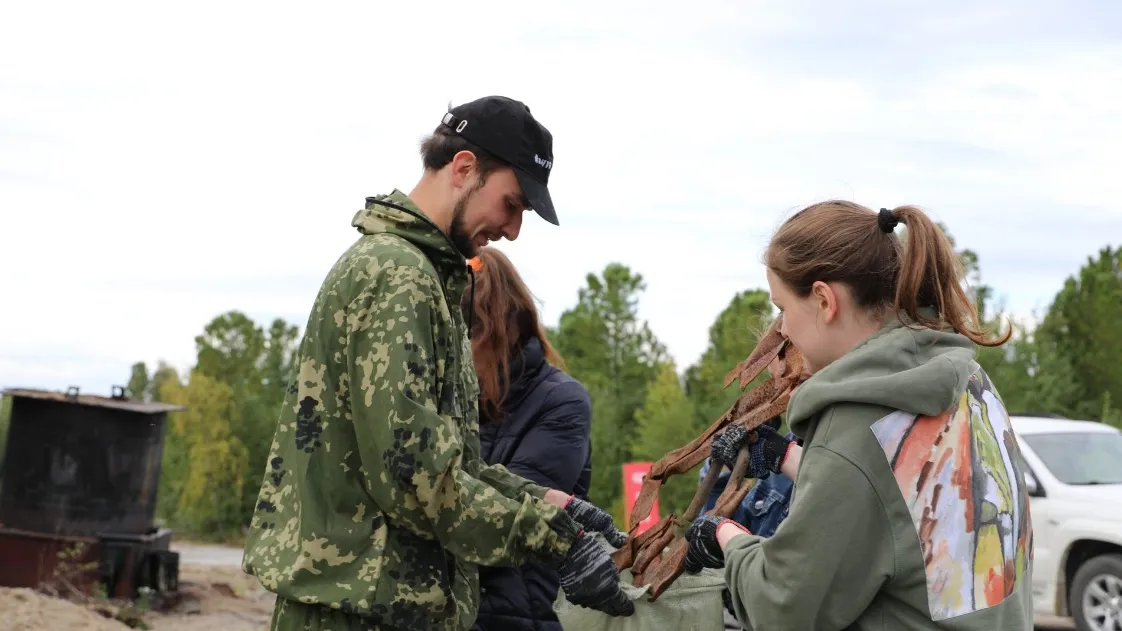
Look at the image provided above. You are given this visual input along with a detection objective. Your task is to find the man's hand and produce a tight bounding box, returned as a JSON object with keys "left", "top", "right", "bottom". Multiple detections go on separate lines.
{"left": 684, "top": 515, "right": 749, "bottom": 574}
{"left": 558, "top": 532, "right": 635, "bottom": 617}
{"left": 710, "top": 424, "right": 794, "bottom": 479}
{"left": 563, "top": 496, "right": 628, "bottom": 548}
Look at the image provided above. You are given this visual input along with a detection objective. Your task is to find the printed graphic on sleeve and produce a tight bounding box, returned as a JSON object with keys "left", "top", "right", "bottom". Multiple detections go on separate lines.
{"left": 870, "top": 365, "right": 1033, "bottom": 621}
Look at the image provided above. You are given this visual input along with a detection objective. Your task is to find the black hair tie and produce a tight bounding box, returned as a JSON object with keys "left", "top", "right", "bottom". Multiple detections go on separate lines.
{"left": 878, "top": 207, "right": 899, "bottom": 233}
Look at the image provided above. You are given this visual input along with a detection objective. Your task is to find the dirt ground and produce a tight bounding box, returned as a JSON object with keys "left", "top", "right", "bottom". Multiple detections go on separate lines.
{"left": 0, "top": 548, "right": 1076, "bottom": 631}
{"left": 0, "top": 565, "right": 274, "bottom": 631}
{"left": 144, "top": 564, "right": 274, "bottom": 631}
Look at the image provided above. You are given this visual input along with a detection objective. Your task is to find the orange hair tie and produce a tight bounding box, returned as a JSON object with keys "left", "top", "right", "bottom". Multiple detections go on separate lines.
{"left": 467, "top": 257, "right": 483, "bottom": 272}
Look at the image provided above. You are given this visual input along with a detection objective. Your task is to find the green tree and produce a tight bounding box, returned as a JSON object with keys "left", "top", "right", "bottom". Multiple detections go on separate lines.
{"left": 262, "top": 318, "right": 300, "bottom": 395}
{"left": 684, "top": 289, "right": 775, "bottom": 425}
{"left": 1034, "top": 246, "right": 1122, "bottom": 419}
{"left": 192, "top": 311, "right": 300, "bottom": 524}
{"left": 553, "top": 263, "right": 667, "bottom": 509}
{"left": 131, "top": 311, "right": 302, "bottom": 535}
{"left": 1101, "top": 392, "right": 1122, "bottom": 430}
{"left": 149, "top": 360, "right": 181, "bottom": 403}
{"left": 158, "top": 370, "right": 250, "bottom": 539}
{"left": 153, "top": 365, "right": 187, "bottom": 522}
{"left": 125, "top": 362, "right": 150, "bottom": 401}
{"left": 194, "top": 311, "right": 267, "bottom": 394}
{"left": 631, "top": 361, "right": 701, "bottom": 521}
{"left": 129, "top": 310, "right": 300, "bottom": 535}
{"left": 555, "top": 264, "right": 666, "bottom": 403}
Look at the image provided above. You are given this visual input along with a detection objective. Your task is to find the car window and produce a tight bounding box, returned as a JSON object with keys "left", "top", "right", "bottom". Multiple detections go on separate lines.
{"left": 1021, "top": 431, "right": 1122, "bottom": 485}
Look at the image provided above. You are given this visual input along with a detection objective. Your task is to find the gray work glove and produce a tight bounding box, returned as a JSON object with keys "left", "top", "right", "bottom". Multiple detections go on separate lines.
{"left": 711, "top": 424, "right": 794, "bottom": 479}
{"left": 558, "top": 532, "right": 635, "bottom": 617}
{"left": 564, "top": 496, "right": 628, "bottom": 548}
{"left": 684, "top": 514, "right": 751, "bottom": 574}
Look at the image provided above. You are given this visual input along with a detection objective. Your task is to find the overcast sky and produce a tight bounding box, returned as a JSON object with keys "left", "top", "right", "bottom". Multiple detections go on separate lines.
{"left": 2, "top": 0, "right": 1120, "bottom": 397}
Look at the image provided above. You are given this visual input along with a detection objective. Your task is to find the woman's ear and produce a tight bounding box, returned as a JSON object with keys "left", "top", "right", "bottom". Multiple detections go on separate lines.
{"left": 810, "top": 280, "right": 840, "bottom": 324}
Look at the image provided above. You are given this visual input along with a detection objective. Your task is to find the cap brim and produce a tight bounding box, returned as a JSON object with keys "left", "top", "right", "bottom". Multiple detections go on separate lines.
{"left": 514, "top": 168, "right": 558, "bottom": 226}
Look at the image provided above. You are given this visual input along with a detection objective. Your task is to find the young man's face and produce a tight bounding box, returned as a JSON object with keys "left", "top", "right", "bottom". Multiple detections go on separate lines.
{"left": 448, "top": 166, "right": 528, "bottom": 259}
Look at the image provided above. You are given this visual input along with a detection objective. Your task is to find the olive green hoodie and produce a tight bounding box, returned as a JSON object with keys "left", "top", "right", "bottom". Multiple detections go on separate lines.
{"left": 723, "top": 314, "right": 1034, "bottom": 630}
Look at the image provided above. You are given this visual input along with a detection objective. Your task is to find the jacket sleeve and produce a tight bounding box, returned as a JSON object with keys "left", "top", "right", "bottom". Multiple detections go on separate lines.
{"left": 474, "top": 463, "right": 547, "bottom": 500}
{"left": 482, "top": 382, "right": 592, "bottom": 494}
{"left": 347, "top": 263, "right": 580, "bottom": 568}
{"left": 722, "top": 445, "right": 896, "bottom": 631}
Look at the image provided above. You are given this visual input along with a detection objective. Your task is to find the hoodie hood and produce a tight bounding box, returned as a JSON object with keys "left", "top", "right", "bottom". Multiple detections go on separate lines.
{"left": 786, "top": 310, "right": 977, "bottom": 438}
{"left": 351, "top": 190, "right": 466, "bottom": 271}
{"left": 352, "top": 190, "right": 477, "bottom": 334}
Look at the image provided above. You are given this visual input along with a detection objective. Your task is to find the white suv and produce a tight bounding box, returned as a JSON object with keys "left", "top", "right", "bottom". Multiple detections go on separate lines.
{"left": 1012, "top": 414, "right": 1122, "bottom": 631}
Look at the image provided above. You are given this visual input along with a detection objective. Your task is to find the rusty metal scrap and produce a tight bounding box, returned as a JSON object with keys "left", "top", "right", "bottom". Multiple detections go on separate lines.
{"left": 612, "top": 315, "right": 806, "bottom": 600}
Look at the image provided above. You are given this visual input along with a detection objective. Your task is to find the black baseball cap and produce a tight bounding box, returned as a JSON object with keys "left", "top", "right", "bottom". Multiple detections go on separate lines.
{"left": 440, "top": 96, "right": 559, "bottom": 226}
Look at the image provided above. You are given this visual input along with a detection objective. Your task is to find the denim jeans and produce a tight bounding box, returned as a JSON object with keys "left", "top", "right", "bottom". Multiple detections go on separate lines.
{"left": 699, "top": 434, "right": 797, "bottom": 631}
{"left": 696, "top": 432, "right": 797, "bottom": 537}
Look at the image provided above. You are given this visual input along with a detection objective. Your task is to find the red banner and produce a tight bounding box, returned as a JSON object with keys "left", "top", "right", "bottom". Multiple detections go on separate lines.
{"left": 622, "top": 462, "right": 659, "bottom": 535}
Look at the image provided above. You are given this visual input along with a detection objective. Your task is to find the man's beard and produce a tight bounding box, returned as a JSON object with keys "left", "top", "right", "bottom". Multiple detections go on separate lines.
{"left": 448, "top": 182, "right": 482, "bottom": 258}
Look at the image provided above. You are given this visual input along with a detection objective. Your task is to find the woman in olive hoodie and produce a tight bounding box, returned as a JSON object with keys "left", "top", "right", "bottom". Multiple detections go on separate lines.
{"left": 684, "top": 201, "right": 1034, "bottom": 631}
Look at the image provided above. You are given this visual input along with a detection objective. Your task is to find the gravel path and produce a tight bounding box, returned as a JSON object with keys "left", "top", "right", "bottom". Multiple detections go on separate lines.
{"left": 1, "top": 540, "right": 1078, "bottom": 630}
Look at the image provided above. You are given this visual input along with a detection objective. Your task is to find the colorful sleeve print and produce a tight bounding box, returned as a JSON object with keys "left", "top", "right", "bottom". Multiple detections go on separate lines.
{"left": 870, "top": 363, "right": 1033, "bottom": 621}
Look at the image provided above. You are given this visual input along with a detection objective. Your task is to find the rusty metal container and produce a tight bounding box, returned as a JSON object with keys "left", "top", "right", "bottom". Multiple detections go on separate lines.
{"left": 0, "top": 386, "right": 183, "bottom": 536}
{"left": 0, "top": 386, "right": 185, "bottom": 601}
{"left": 0, "top": 526, "right": 179, "bottom": 600}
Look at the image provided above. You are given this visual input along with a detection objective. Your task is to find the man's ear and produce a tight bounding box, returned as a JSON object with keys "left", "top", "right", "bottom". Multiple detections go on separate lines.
{"left": 449, "top": 150, "right": 478, "bottom": 190}
{"left": 810, "top": 280, "right": 839, "bottom": 324}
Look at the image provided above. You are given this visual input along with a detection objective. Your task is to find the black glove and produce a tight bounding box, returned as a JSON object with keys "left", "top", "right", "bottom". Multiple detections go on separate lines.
{"left": 564, "top": 496, "right": 628, "bottom": 548}
{"left": 710, "top": 424, "right": 794, "bottom": 479}
{"left": 558, "top": 532, "right": 635, "bottom": 617}
{"left": 684, "top": 514, "right": 750, "bottom": 574}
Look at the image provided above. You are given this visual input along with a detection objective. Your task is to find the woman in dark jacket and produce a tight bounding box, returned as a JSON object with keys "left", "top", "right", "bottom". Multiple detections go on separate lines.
{"left": 464, "top": 247, "right": 594, "bottom": 631}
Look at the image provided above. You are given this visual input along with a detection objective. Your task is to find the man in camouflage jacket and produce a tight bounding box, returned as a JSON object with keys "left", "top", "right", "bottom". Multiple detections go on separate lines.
{"left": 242, "top": 96, "right": 633, "bottom": 631}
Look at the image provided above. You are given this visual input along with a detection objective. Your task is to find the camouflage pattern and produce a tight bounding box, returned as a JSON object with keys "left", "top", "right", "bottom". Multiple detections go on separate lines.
{"left": 243, "top": 190, "right": 583, "bottom": 631}
{"left": 269, "top": 596, "right": 401, "bottom": 630}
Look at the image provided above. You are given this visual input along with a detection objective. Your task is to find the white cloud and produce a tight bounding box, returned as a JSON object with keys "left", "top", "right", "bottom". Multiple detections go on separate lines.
{"left": 2, "top": 0, "right": 1120, "bottom": 396}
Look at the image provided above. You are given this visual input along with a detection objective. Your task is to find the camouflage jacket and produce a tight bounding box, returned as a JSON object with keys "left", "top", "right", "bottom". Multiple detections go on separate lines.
{"left": 242, "top": 191, "right": 582, "bottom": 631}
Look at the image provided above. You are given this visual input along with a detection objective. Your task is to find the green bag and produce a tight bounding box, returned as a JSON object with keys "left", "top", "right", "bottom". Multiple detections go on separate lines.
{"left": 552, "top": 536, "right": 729, "bottom": 631}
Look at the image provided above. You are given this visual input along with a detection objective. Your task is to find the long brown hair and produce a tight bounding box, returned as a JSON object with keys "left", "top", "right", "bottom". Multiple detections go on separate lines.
{"left": 765, "top": 200, "right": 1010, "bottom": 347}
{"left": 463, "top": 247, "right": 565, "bottom": 422}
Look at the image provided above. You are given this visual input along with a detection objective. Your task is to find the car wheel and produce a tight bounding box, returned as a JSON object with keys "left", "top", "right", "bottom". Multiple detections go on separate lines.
{"left": 1070, "top": 553, "right": 1122, "bottom": 631}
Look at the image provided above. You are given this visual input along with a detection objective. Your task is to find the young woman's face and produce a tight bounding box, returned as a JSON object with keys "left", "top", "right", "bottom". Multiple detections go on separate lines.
{"left": 767, "top": 267, "right": 838, "bottom": 374}
{"left": 767, "top": 267, "right": 883, "bottom": 375}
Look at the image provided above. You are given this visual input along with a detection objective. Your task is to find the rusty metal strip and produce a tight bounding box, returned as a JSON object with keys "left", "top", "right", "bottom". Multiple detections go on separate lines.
{"left": 612, "top": 315, "right": 806, "bottom": 601}
{"left": 643, "top": 444, "right": 756, "bottom": 597}
{"left": 623, "top": 321, "right": 791, "bottom": 532}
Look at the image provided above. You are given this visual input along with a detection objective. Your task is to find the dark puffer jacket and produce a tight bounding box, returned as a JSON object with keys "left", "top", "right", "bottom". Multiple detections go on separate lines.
{"left": 470, "top": 336, "right": 593, "bottom": 631}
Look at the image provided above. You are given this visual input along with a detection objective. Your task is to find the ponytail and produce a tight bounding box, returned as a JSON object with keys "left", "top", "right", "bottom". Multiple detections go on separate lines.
{"left": 888, "top": 206, "right": 1010, "bottom": 347}
{"left": 767, "top": 200, "right": 1011, "bottom": 348}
